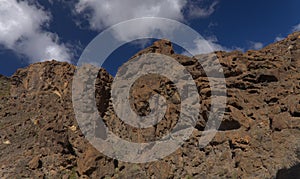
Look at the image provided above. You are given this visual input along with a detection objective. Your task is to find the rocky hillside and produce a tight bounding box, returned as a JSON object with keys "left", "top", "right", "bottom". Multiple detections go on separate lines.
{"left": 0, "top": 32, "right": 300, "bottom": 178}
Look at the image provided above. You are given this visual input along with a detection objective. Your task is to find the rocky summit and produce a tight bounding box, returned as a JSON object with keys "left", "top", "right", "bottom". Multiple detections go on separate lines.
{"left": 1, "top": 32, "right": 300, "bottom": 178}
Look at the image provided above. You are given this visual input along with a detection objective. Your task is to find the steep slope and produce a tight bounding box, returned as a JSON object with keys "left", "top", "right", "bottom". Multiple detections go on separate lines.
{"left": 0, "top": 32, "right": 300, "bottom": 178}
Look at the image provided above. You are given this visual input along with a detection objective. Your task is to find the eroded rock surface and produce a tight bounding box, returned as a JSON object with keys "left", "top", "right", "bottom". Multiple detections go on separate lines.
{"left": 0, "top": 32, "right": 300, "bottom": 178}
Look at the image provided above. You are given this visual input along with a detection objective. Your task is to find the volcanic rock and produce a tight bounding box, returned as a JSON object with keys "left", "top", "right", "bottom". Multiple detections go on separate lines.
{"left": 0, "top": 32, "right": 300, "bottom": 178}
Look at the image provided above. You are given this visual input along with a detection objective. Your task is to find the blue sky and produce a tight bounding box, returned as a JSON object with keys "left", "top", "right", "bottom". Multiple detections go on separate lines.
{"left": 0, "top": 0, "right": 299, "bottom": 76}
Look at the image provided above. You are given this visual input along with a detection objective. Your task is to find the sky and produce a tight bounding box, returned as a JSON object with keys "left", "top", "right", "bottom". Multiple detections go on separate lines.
{"left": 0, "top": 0, "right": 300, "bottom": 76}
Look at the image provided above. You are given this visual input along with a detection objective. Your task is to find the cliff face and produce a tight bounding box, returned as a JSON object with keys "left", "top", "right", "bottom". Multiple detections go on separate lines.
{"left": 0, "top": 32, "right": 300, "bottom": 178}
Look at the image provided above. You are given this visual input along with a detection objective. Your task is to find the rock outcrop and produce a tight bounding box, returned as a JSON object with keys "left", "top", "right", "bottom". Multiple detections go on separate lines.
{"left": 0, "top": 32, "right": 300, "bottom": 178}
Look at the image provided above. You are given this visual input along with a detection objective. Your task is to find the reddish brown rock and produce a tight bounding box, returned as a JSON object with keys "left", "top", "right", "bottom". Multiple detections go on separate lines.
{"left": 28, "top": 156, "right": 42, "bottom": 169}
{"left": 0, "top": 31, "right": 300, "bottom": 178}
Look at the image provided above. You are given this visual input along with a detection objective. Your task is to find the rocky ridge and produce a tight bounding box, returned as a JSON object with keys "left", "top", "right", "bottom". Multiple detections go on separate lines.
{"left": 0, "top": 32, "right": 300, "bottom": 178}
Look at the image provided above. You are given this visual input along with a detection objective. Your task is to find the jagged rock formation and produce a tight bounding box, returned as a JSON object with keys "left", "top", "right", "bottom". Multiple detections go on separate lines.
{"left": 0, "top": 32, "right": 300, "bottom": 178}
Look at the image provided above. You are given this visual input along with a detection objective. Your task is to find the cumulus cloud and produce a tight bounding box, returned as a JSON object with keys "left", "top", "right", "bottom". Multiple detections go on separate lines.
{"left": 74, "top": 0, "right": 219, "bottom": 31}
{"left": 75, "top": 0, "right": 187, "bottom": 30}
{"left": 0, "top": 0, "right": 72, "bottom": 63}
{"left": 249, "top": 41, "right": 263, "bottom": 50}
{"left": 74, "top": 0, "right": 219, "bottom": 29}
{"left": 15, "top": 32, "right": 72, "bottom": 63}
{"left": 74, "top": 0, "right": 222, "bottom": 54}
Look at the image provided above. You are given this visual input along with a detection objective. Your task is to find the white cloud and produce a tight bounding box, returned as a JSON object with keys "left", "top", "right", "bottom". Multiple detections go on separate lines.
{"left": 275, "top": 36, "right": 284, "bottom": 42}
{"left": 75, "top": 0, "right": 187, "bottom": 30}
{"left": 74, "top": 0, "right": 220, "bottom": 29}
{"left": 0, "top": 0, "right": 72, "bottom": 63}
{"left": 249, "top": 41, "right": 263, "bottom": 50}
{"left": 183, "top": 36, "right": 230, "bottom": 56}
{"left": 292, "top": 23, "right": 300, "bottom": 32}
{"left": 274, "top": 24, "right": 300, "bottom": 42}
{"left": 0, "top": 0, "right": 48, "bottom": 48}
{"left": 74, "top": 0, "right": 219, "bottom": 31}
{"left": 208, "top": 22, "right": 218, "bottom": 28}
{"left": 186, "top": 1, "right": 218, "bottom": 19}
{"left": 74, "top": 0, "right": 224, "bottom": 53}
{"left": 195, "top": 36, "right": 229, "bottom": 53}
{"left": 15, "top": 32, "right": 72, "bottom": 63}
